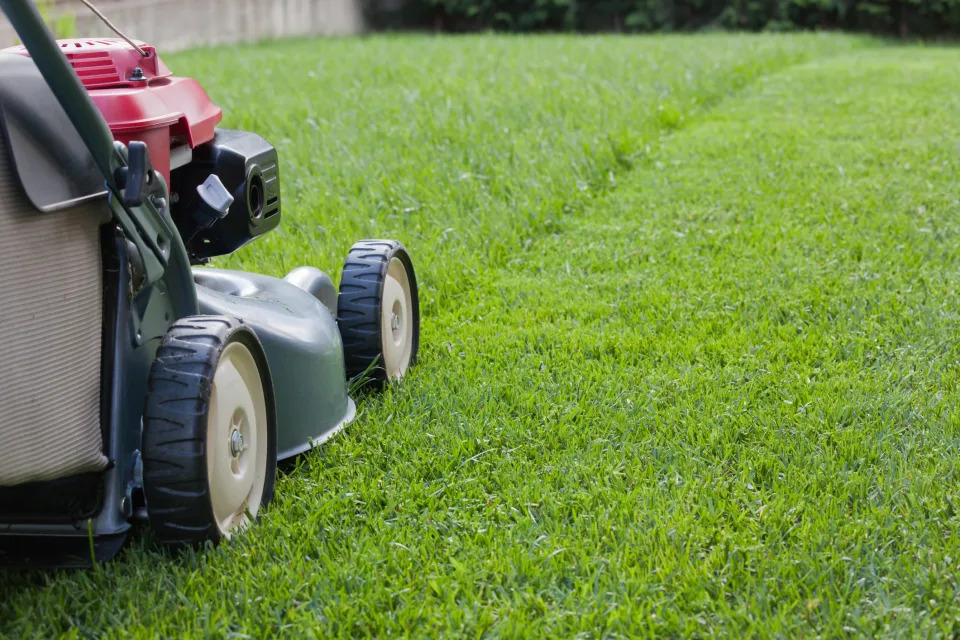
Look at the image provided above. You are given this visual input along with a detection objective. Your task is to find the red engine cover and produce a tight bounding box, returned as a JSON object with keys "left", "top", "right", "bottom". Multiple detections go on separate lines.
{"left": 3, "top": 38, "right": 222, "bottom": 184}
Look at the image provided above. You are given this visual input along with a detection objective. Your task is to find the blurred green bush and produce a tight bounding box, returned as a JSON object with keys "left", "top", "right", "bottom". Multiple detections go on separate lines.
{"left": 365, "top": 0, "right": 960, "bottom": 35}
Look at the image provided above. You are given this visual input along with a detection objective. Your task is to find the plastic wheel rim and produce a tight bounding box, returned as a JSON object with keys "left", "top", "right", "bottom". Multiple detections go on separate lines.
{"left": 381, "top": 256, "right": 414, "bottom": 379}
{"left": 206, "top": 341, "right": 268, "bottom": 538}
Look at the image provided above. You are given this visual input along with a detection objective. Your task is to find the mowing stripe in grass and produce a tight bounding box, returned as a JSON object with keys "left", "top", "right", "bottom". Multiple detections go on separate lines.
{"left": 165, "top": 35, "right": 874, "bottom": 310}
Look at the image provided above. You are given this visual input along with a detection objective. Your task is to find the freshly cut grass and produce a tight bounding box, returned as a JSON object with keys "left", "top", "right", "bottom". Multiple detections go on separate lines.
{"left": 6, "top": 33, "right": 960, "bottom": 638}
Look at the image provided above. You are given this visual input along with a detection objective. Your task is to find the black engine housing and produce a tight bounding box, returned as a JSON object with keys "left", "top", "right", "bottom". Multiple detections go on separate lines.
{"left": 170, "top": 128, "right": 281, "bottom": 262}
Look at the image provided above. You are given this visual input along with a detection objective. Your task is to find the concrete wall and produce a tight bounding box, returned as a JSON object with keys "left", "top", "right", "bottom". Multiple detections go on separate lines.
{"left": 1, "top": 0, "right": 365, "bottom": 51}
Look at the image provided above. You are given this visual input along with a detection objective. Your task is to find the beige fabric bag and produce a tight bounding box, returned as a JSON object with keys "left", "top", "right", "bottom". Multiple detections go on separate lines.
{"left": 0, "top": 143, "right": 109, "bottom": 486}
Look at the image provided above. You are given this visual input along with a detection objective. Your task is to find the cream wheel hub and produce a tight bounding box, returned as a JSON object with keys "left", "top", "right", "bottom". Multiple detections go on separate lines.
{"left": 381, "top": 256, "right": 414, "bottom": 379}
{"left": 206, "top": 341, "right": 268, "bottom": 538}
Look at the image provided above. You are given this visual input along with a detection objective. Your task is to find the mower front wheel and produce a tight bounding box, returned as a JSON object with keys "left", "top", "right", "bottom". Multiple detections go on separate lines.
{"left": 337, "top": 240, "right": 420, "bottom": 383}
{"left": 142, "top": 317, "right": 277, "bottom": 548}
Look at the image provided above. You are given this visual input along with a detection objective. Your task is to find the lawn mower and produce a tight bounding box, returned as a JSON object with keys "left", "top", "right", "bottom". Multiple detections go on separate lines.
{"left": 0, "top": 0, "right": 420, "bottom": 567}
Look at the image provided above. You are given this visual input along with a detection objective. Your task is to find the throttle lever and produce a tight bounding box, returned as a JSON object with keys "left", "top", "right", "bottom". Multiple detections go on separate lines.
{"left": 114, "top": 140, "right": 153, "bottom": 207}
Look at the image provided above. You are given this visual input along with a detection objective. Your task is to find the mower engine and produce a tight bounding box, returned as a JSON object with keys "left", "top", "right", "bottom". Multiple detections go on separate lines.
{"left": 4, "top": 38, "right": 281, "bottom": 262}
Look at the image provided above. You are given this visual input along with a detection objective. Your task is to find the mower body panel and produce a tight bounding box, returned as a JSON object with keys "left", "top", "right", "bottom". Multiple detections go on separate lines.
{"left": 195, "top": 268, "right": 356, "bottom": 459}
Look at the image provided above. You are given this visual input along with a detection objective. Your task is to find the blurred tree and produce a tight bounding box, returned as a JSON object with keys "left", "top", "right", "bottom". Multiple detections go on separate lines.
{"left": 364, "top": 0, "right": 960, "bottom": 34}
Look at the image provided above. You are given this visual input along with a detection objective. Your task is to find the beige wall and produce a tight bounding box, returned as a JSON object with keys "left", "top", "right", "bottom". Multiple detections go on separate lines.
{"left": 1, "top": 0, "right": 364, "bottom": 51}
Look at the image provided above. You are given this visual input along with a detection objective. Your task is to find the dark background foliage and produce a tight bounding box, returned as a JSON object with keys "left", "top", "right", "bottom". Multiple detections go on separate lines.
{"left": 366, "top": 0, "right": 960, "bottom": 36}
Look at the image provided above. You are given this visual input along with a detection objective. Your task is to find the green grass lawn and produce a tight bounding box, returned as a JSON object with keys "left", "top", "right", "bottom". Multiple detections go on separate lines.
{"left": 5, "top": 32, "right": 960, "bottom": 637}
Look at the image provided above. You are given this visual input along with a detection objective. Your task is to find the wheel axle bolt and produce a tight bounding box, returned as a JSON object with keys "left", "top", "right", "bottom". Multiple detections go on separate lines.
{"left": 391, "top": 313, "right": 400, "bottom": 332}
{"left": 230, "top": 429, "right": 244, "bottom": 457}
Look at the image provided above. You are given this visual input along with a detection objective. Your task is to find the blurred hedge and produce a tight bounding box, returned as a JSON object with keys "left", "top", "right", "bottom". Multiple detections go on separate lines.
{"left": 365, "top": 0, "right": 960, "bottom": 35}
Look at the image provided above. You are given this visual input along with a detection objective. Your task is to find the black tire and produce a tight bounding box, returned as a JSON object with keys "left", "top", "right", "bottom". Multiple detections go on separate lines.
{"left": 142, "top": 316, "right": 277, "bottom": 548}
{"left": 337, "top": 240, "right": 420, "bottom": 383}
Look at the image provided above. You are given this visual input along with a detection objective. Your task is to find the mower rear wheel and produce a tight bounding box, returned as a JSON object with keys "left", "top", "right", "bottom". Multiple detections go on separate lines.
{"left": 337, "top": 240, "right": 420, "bottom": 383}
{"left": 142, "top": 317, "right": 277, "bottom": 548}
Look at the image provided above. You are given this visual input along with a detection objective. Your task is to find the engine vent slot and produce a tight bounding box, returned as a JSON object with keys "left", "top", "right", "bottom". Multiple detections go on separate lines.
{"left": 65, "top": 51, "right": 121, "bottom": 88}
